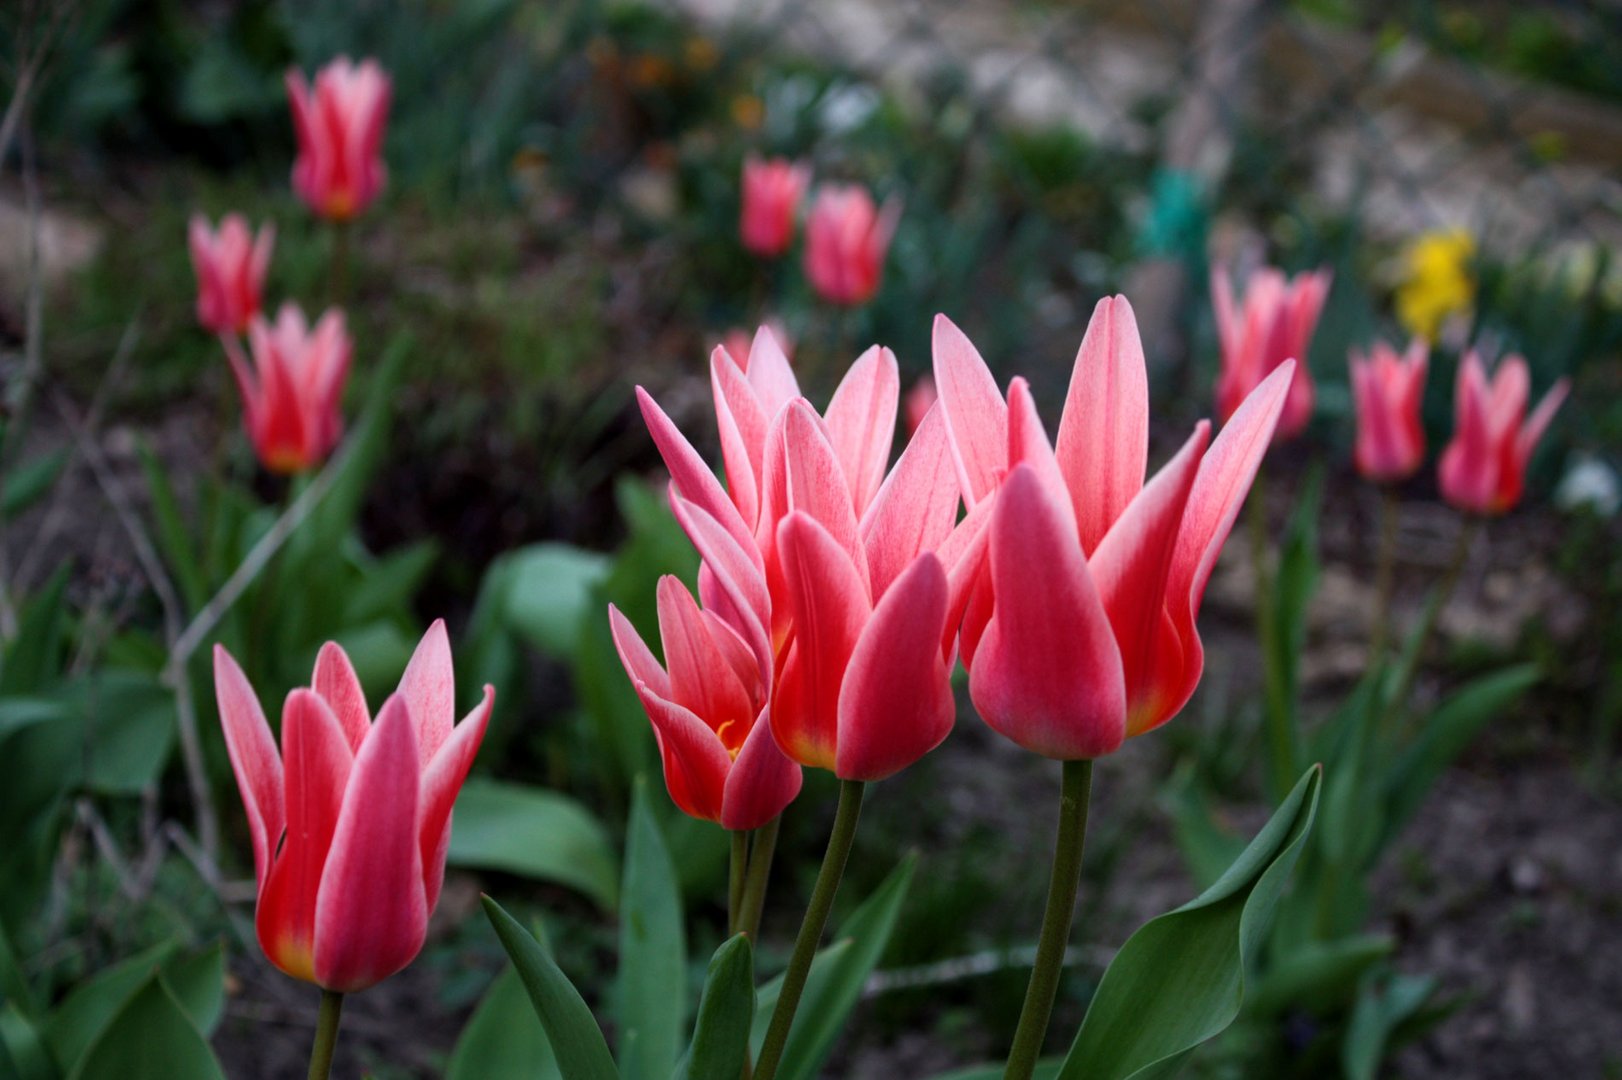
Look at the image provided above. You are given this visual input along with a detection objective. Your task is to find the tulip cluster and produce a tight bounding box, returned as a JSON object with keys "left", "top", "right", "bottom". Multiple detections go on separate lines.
{"left": 738, "top": 157, "right": 899, "bottom": 308}
{"left": 188, "top": 56, "right": 391, "bottom": 476}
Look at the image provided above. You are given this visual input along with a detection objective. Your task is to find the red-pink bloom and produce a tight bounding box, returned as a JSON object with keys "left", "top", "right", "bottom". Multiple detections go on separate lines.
{"left": 189, "top": 214, "right": 273, "bottom": 335}
{"left": 933, "top": 298, "right": 1292, "bottom": 758}
{"left": 1349, "top": 338, "right": 1429, "bottom": 482}
{"left": 286, "top": 57, "right": 391, "bottom": 221}
{"left": 1212, "top": 265, "right": 1330, "bottom": 441}
{"left": 1438, "top": 350, "right": 1567, "bottom": 515}
{"left": 213, "top": 621, "right": 492, "bottom": 992}
{"left": 634, "top": 332, "right": 969, "bottom": 781}
{"left": 228, "top": 304, "right": 351, "bottom": 475}
{"left": 804, "top": 185, "right": 900, "bottom": 307}
{"left": 741, "top": 156, "right": 810, "bottom": 258}
{"left": 609, "top": 576, "right": 801, "bottom": 829}
{"left": 722, "top": 321, "right": 793, "bottom": 372}
{"left": 904, "top": 375, "right": 937, "bottom": 438}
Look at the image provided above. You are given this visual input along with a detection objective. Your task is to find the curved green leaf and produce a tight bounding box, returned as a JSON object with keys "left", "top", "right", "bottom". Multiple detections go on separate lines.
{"left": 1056, "top": 766, "right": 1323, "bottom": 1080}
{"left": 679, "top": 935, "right": 754, "bottom": 1080}
{"left": 66, "top": 976, "right": 224, "bottom": 1080}
{"left": 44, "top": 940, "right": 224, "bottom": 1073}
{"left": 483, "top": 896, "right": 620, "bottom": 1080}
{"left": 449, "top": 966, "right": 562, "bottom": 1080}
{"left": 750, "top": 854, "right": 917, "bottom": 1080}
{"left": 617, "top": 781, "right": 685, "bottom": 1080}
{"left": 449, "top": 779, "right": 619, "bottom": 909}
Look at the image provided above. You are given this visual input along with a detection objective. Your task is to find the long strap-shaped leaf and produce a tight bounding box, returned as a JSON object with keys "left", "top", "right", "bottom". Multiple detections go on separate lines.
{"left": 484, "top": 896, "right": 621, "bottom": 1080}
{"left": 679, "top": 935, "right": 755, "bottom": 1080}
{"left": 1055, "top": 765, "right": 1323, "bottom": 1080}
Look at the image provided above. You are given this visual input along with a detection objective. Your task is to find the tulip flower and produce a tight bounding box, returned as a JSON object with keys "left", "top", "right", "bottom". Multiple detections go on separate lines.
{"left": 933, "top": 298, "right": 1292, "bottom": 758}
{"left": 212, "top": 621, "right": 493, "bottom": 993}
{"left": 609, "top": 576, "right": 801, "bottom": 829}
{"left": 1350, "top": 339, "right": 1429, "bottom": 483}
{"left": 1438, "top": 350, "right": 1568, "bottom": 516}
{"left": 286, "top": 57, "right": 391, "bottom": 221}
{"left": 722, "top": 320, "right": 793, "bottom": 372}
{"left": 1212, "top": 265, "right": 1330, "bottom": 441}
{"left": 740, "top": 156, "right": 810, "bottom": 258}
{"left": 188, "top": 214, "right": 273, "bottom": 335}
{"left": 227, "top": 303, "right": 351, "bottom": 475}
{"left": 804, "top": 184, "right": 900, "bottom": 307}
{"left": 904, "top": 375, "right": 938, "bottom": 437}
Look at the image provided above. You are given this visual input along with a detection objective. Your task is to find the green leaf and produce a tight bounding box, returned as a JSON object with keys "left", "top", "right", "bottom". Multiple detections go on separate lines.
{"left": 1341, "top": 972, "right": 1437, "bottom": 1080}
{"left": 340, "top": 541, "right": 438, "bottom": 625}
{"left": 932, "top": 1063, "right": 1061, "bottom": 1080}
{"left": 750, "top": 854, "right": 917, "bottom": 1080}
{"left": 1271, "top": 467, "right": 1323, "bottom": 717}
{"left": 0, "top": 566, "right": 69, "bottom": 696}
{"left": 136, "top": 441, "right": 207, "bottom": 611}
{"left": 71, "top": 673, "right": 178, "bottom": 797}
{"left": 159, "top": 943, "right": 226, "bottom": 1038}
{"left": 617, "top": 781, "right": 686, "bottom": 1080}
{"left": 65, "top": 976, "right": 224, "bottom": 1080}
{"left": 302, "top": 335, "right": 410, "bottom": 557}
{"left": 503, "top": 544, "right": 612, "bottom": 659}
{"left": 482, "top": 896, "right": 620, "bottom": 1080}
{"left": 1382, "top": 665, "right": 1538, "bottom": 845}
{"left": 1244, "top": 934, "right": 1394, "bottom": 1019}
{"left": 1, "top": 450, "right": 67, "bottom": 517}
{"left": 1055, "top": 766, "right": 1323, "bottom": 1080}
{"left": 448, "top": 966, "right": 562, "bottom": 1080}
{"left": 0, "top": 923, "right": 36, "bottom": 1018}
{"left": 447, "top": 779, "right": 619, "bottom": 909}
{"left": 0, "top": 1004, "right": 53, "bottom": 1080}
{"left": 679, "top": 935, "right": 754, "bottom": 1080}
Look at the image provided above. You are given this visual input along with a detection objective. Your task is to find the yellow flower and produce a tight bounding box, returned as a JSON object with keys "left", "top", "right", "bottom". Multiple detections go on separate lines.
{"left": 1395, "top": 229, "right": 1476, "bottom": 343}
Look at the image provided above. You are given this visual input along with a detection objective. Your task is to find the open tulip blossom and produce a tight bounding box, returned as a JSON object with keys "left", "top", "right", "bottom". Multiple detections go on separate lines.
{"left": 740, "top": 155, "right": 810, "bottom": 258}
{"left": 1439, "top": 349, "right": 1568, "bottom": 517}
{"left": 226, "top": 303, "right": 352, "bottom": 475}
{"left": 1212, "top": 263, "right": 1330, "bottom": 441}
{"left": 803, "top": 184, "right": 900, "bottom": 307}
{"left": 1350, "top": 338, "right": 1429, "bottom": 484}
{"left": 188, "top": 213, "right": 273, "bottom": 335}
{"left": 214, "top": 623, "right": 492, "bottom": 1066}
{"left": 286, "top": 57, "right": 392, "bottom": 221}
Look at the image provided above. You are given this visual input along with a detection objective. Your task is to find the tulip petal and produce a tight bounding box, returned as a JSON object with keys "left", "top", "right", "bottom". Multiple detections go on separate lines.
{"left": 1006, "top": 378, "right": 1073, "bottom": 524}
{"left": 836, "top": 553, "right": 953, "bottom": 781}
{"left": 212, "top": 645, "right": 285, "bottom": 888}
{"left": 824, "top": 346, "right": 900, "bottom": 516}
{"left": 773, "top": 513, "right": 872, "bottom": 770}
{"left": 1055, "top": 296, "right": 1149, "bottom": 553}
{"left": 397, "top": 618, "right": 455, "bottom": 768}
{"left": 711, "top": 347, "right": 770, "bottom": 526}
{"left": 257, "top": 690, "right": 353, "bottom": 984}
{"left": 860, "top": 402, "right": 960, "bottom": 599}
{"left": 720, "top": 709, "right": 803, "bottom": 831}
{"left": 637, "top": 386, "right": 760, "bottom": 566}
{"left": 418, "top": 686, "right": 494, "bottom": 911}
{"left": 1090, "top": 422, "right": 1208, "bottom": 735}
{"left": 656, "top": 576, "right": 756, "bottom": 748}
{"left": 969, "top": 464, "right": 1125, "bottom": 760}
{"left": 608, "top": 603, "right": 673, "bottom": 700}
{"left": 1517, "top": 378, "right": 1568, "bottom": 470}
{"left": 312, "top": 642, "right": 370, "bottom": 752}
{"left": 314, "top": 695, "right": 427, "bottom": 992}
{"left": 670, "top": 492, "right": 772, "bottom": 678}
{"left": 780, "top": 401, "right": 868, "bottom": 584}
{"left": 629, "top": 684, "right": 733, "bottom": 824}
{"left": 931, "top": 314, "right": 1008, "bottom": 508}
{"left": 747, "top": 326, "right": 801, "bottom": 418}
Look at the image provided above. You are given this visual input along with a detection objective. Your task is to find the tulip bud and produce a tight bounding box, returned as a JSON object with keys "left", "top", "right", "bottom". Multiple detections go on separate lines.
{"left": 227, "top": 304, "right": 352, "bottom": 475}
{"left": 1212, "top": 265, "right": 1331, "bottom": 442}
{"left": 1349, "top": 339, "right": 1428, "bottom": 483}
{"left": 740, "top": 156, "right": 810, "bottom": 258}
{"left": 189, "top": 214, "right": 273, "bottom": 335}
{"left": 286, "top": 57, "right": 391, "bottom": 221}
{"left": 1438, "top": 350, "right": 1567, "bottom": 515}
{"left": 804, "top": 185, "right": 900, "bottom": 307}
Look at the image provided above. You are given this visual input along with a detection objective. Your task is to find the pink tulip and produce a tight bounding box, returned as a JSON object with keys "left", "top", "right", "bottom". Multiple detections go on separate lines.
{"left": 740, "top": 156, "right": 810, "bottom": 258}
{"left": 1349, "top": 339, "right": 1428, "bottom": 483}
{"left": 1212, "top": 265, "right": 1331, "bottom": 441}
{"left": 633, "top": 333, "right": 970, "bottom": 781}
{"left": 904, "top": 375, "right": 938, "bottom": 438}
{"left": 189, "top": 214, "right": 273, "bottom": 335}
{"left": 227, "top": 304, "right": 351, "bottom": 474}
{"left": 932, "top": 298, "right": 1292, "bottom": 758}
{"left": 609, "top": 576, "right": 801, "bottom": 829}
{"left": 722, "top": 321, "right": 793, "bottom": 372}
{"left": 213, "top": 621, "right": 493, "bottom": 992}
{"left": 1438, "top": 350, "right": 1567, "bottom": 515}
{"left": 286, "top": 57, "right": 391, "bottom": 221}
{"left": 804, "top": 185, "right": 900, "bottom": 307}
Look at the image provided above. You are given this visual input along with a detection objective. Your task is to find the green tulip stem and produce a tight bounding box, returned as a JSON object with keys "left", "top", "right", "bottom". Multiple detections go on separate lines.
{"left": 330, "top": 219, "right": 351, "bottom": 308}
{"left": 1390, "top": 515, "right": 1479, "bottom": 709}
{"left": 738, "top": 814, "right": 782, "bottom": 942}
{"left": 729, "top": 829, "right": 749, "bottom": 937}
{"left": 1249, "top": 471, "right": 1298, "bottom": 799}
{"left": 1370, "top": 485, "right": 1400, "bottom": 662}
{"left": 1004, "top": 758, "right": 1094, "bottom": 1080}
{"left": 307, "top": 990, "right": 344, "bottom": 1080}
{"left": 753, "top": 780, "right": 865, "bottom": 1080}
